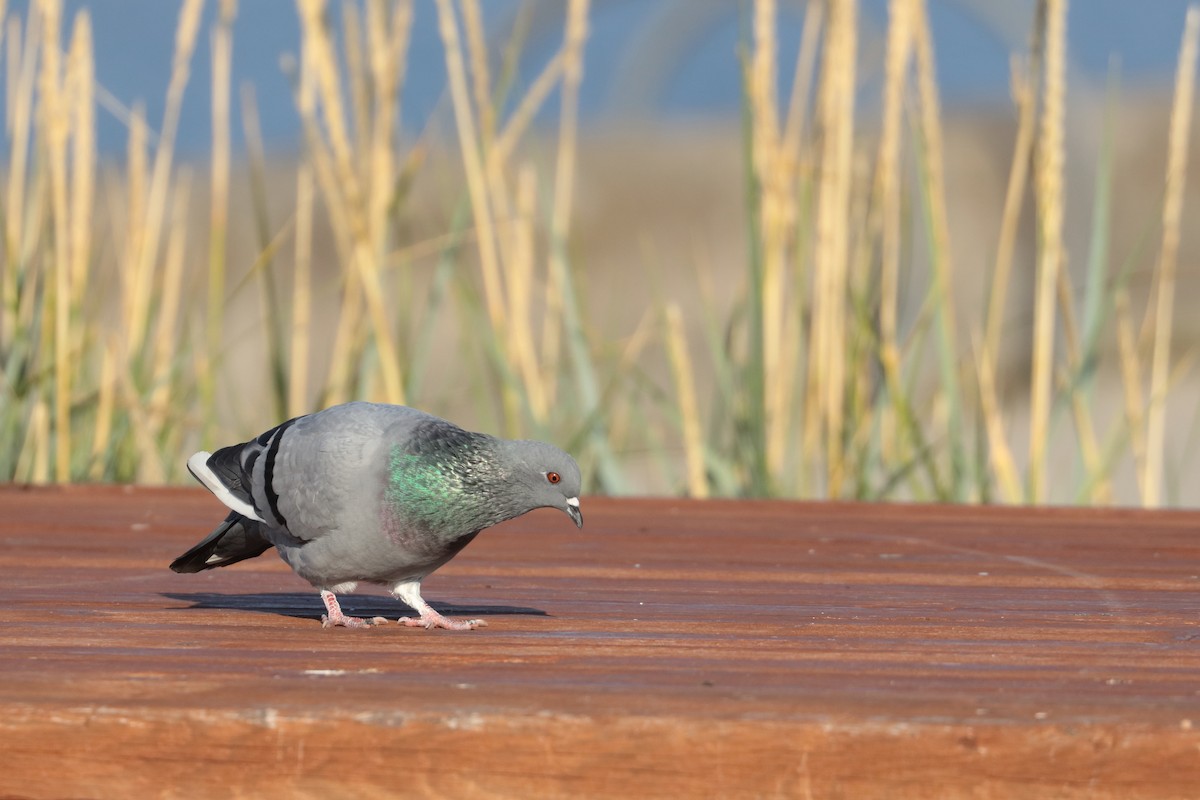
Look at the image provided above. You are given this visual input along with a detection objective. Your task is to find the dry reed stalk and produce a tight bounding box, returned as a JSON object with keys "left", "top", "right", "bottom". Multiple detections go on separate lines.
{"left": 438, "top": 0, "right": 539, "bottom": 427}
{"left": 385, "top": 228, "right": 481, "bottom": 268}
{"left": 489, "top": 169, "right": 522, "bottom": 375}
{"left": 3, "top": 14, "right": 11, "bottom": 224}
{"left": 1053, "top": 261, "right": 1108, "bottom": 501}
{"left": 128, "top": 0, "right": 202, "bottom": 357}
{"left": 4, "top": 13, "right": 14, "bottom": 123}
{"left": 367, "top": 0, "right": 407, "bottom": 99}
{"left": 320, "top": 246, "right": 362, "bottom": 405}
{"left": 604, "top": 306, "right": 656, "bottom": 457}
{"left": 352, "top": 244, "right": 406, "bottom": 404}
{"left": 114, "top": 357, "right": 164, "bottom": 485}
{"left": 666, "top": 304, "right": 708, "bottom": 498}
{"left": 479, "top": 30, "right": 566, "bottom": 420}
{"left": 13, "top": 196, "right": 45, "bottom": 367}
{"left": 911, "top": 0, "right": 962, "bottom": 469}
{"left": 43, "top": 1, "right": 93, "bottom": 483}
{"left": 549, "top": 0, "right": 588, "bottom": 244}
{"left": 984, "top": 55, "right": 1038, "bottom": 366}
{"left": 4, "top": 9, "right": 38, "bottom": 342}
{"left": 12, "top": 183, "right": 44, "bottom": 349}
{"left": 121, "top": 103, "right": 148, "bottom": 351}
{"left": 148, "top": 173, "right": 191, "bottom": 434}
{"left": 300, "top": 0, "right": 364, "bottom": 231}
{"left": 206, "top": 0, "right": 236, "bottom": 430}
{"left": 985, "top": 0, "right": 1045, "bottom": 368}
{"left": 776, "top": 293, "right": 803, "bottom": 480}
{"left": 376, "top": 0, "right": 412, "bottom": 128}
{"left": 295, "top": 0, "right": 407, "bottom": 405}
{"left": 750, "top": 0, "right": 785, "bottom": 474}
{"left": 13, "top": 409, "right": 34, "bottom": 484}
{"left": 289, "top": 42, "right": 317, "bottom": 418}
{"left": 1143, "top": 5, "right": 1199, "bottom": 507}
{"left": 36, "top": 0, "right": 71, "bottom": 482}
{"left": 461, "top": 0, "right": 494, "bottom": 145}
{"left": 974, "top": 338, "right": 1023, "bottom": 502}
{"left": 874, "top": 0, "right": 913, "bottom": 466}
{"left": 87, "top": 344, "right": 115, "bottom": 479}
{"left": 752, "top": 0, "right": 802, "bottom": 477}
{"left": 365, "top": 0, "right": 408, "bottom": 246}
{"left": 844, "top": 153, "right": 875, "bottom": 457}
{"left": 541, "top": 0, "right": 590, "bottom": 413}
{"left": 242, "top": 88, "right": 302, "bottom": 409}
{"left": 458, "top": 0, "right": 568, "bottom": 424}
{"left": 293, "top": 2, "right": 358, "bottom": 404}
{"left": 353, "top": 0, "right": 407, "bottom": 405}
{"left": 66, "top": 10, "right": 92, "bottom": 306}
{"left": 1115, "top": 289, "right": 1149, "bottom": 498}
{"left": 289, "top": 158, "right": 315, "bottom": 417}
{"left": 1028, "top": 0, "right": 1066, "bottom": 503}
{"left": 977, "top": 54, "right": 1038, "bottom": 499}
{"left": 751, "top": 0, "right": 779, "bottom": 152}
{"left": 293, "top": 2, "right": 350, "bottom": 247}
{"left": 782, "top": 0, "right": 823, "bottom": 156}
{"left": 811, "top": 0, "right": 856, "bottom": 494}
{"left": 491, "top": 52, "right": 563, "bottom": 167}
{"left": 479, "top": 164, "right": 517, "bottom": 418}
{"left": 342, "top": 2, "right": 369, "bottom": 158}
{"left": 509, "top": 163, "right": 548, "bottom": 421}
{"left": 779, "top": 1, "right": 821, "bottom": 486}
{"left": 434, "top": 0, "right": 506, "bottom": 333}
{"left": 28, "top": 399, "right": 50, "bottom": 484}
{"left": 481, "top": 113, "right": 529, "bottom": 420}
{"left": 1063, "top": 376, "right": 1109, "bottom": 502}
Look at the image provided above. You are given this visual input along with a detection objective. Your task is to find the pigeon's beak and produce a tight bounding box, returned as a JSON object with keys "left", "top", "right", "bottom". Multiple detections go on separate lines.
{"left": 565, "top": 497, "right": 583, "bottom": 528}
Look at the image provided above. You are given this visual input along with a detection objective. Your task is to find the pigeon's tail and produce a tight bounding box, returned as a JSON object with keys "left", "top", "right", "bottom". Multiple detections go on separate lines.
{"left": 170, "top": 512, "right": 273, "bottom": 573}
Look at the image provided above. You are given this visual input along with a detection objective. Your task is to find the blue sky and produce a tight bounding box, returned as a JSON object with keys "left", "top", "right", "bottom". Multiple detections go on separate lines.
{"left": 12, "top": 0, "right": 1198, "bottom": 154}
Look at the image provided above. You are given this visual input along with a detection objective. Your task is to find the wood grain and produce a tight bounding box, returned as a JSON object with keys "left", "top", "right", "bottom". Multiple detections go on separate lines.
{"left": 2, "top": 485, "right": 1200, "bottom": 798}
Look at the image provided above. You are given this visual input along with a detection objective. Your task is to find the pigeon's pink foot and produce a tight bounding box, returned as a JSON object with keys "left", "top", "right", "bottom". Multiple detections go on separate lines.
{"left": 320, "top": 589, "right": 388, "bottom": 629}
{"left": 398, "top": 610, "right": 488, "bottom": 631}
{"left": 391, "top": 580, "right": 487, "bottom": 631}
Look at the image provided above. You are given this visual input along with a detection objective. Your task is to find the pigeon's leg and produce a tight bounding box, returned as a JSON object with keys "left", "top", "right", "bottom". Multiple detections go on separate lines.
{"left": 319, "top": 589, "right": 388, "bottom": 629}
{"left": 392, "top": 581, "right": 488, "bottom": 631}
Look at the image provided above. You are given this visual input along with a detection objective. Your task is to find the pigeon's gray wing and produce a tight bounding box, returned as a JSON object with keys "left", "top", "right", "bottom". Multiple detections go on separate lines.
{"left": 188, "top": 402, "right": 433, "bottom": 541}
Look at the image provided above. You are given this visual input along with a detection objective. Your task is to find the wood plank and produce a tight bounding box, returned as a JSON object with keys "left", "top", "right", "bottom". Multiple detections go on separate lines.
{"left": 2, "top": 484, "right": 1200, "bottom": 798}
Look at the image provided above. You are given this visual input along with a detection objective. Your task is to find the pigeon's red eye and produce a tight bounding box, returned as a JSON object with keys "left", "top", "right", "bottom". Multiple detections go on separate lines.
{"left": 546, "top": 471, "right": 561, "bottom": 484}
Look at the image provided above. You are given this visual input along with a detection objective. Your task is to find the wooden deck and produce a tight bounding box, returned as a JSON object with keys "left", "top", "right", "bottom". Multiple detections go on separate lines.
{"left": 3, "top": 484, "right": 1200, "bottom": 798}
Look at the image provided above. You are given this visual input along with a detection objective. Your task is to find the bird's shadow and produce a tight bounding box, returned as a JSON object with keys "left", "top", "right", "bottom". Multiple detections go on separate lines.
{"left": 163, "top": 592, "right": 548, "bottom": 622}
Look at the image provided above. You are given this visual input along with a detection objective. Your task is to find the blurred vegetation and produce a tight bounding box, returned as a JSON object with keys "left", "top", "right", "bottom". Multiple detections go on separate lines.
{"left": 1, "top": 0, "right": 1198, "bottom": 505}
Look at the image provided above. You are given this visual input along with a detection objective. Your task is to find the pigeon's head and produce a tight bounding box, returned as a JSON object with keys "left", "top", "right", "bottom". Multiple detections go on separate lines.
{"left": 504, "top": 440, "right": 583, "bottom": 528}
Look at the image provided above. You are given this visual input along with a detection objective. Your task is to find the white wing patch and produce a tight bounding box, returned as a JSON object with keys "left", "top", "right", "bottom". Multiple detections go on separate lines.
{"left": 187, "top": 451, "right": 265, "bottom": 522}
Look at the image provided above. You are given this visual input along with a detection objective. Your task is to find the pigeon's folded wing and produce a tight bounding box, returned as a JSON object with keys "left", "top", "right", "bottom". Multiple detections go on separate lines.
{"left": 189, "top": 403, "right": 432, "bottom": 541}
{"left": 188, "top": 415, "right": 301, "bottom": 527}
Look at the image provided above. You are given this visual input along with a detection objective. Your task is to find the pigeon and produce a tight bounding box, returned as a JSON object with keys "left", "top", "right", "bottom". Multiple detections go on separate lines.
{"left": 171, "top": 401, "right": 583, "bottom": 630}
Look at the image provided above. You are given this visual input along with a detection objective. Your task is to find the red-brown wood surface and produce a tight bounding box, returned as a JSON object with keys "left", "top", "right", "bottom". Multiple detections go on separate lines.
{"left": 3, "top": 484, "right": 1200, "bottom": 798}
